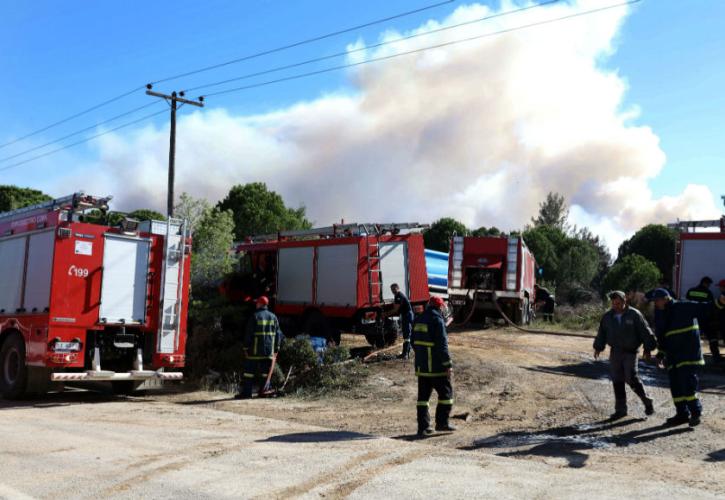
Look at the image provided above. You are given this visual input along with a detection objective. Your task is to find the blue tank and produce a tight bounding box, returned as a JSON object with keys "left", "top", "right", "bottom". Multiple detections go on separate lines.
{"left": 425, "top": 249, "right": 448, "bottom": 292}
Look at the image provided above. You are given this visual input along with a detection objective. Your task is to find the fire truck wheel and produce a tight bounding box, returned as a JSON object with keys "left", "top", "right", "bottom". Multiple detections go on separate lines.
{"left": 303, "top": 311, "right": 332, "bottom": 342}
{"left": 0, "top": 333, "right": 28, "bottom": 399}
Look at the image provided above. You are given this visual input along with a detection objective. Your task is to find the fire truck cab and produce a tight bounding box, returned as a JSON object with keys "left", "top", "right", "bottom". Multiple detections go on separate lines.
{"left": 0, "top": 193, "right": 191, "bottom": 399}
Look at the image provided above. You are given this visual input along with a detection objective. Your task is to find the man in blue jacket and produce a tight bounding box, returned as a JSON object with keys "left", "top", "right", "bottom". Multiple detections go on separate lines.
{"left": 594, "top": 291, "right": 657, "bottom": 419}
{"left": 651, "top": 289, "right": 706, "bottom": 427}
{"left": 411, "top": 296, "right": 455, "bottom": 437}
{"left": 237, "top": 296, "right": 284, "bottom": 399}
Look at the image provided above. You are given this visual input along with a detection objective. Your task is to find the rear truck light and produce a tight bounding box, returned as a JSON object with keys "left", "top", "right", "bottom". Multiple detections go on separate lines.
{"left": 162, "top": 354, "right": 185, "bottom": 364}
{"left": 50, "top": 352, "right": 78, "bottom": 364}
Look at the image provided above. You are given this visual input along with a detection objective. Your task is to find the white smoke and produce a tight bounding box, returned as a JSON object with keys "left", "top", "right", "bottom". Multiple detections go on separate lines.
{"left": 62, "top": 0, "right": 721, "bottom": 251}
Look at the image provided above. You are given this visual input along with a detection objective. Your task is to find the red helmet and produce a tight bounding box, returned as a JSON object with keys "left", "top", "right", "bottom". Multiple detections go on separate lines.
{"left": 429, "top": 296, "right": 445, "bottom": 309}
{"left": 718, "top": 279, "right": 725, "bottom": 288}
{"left": 256, "top": 296, "right": 269, "bottom": 307}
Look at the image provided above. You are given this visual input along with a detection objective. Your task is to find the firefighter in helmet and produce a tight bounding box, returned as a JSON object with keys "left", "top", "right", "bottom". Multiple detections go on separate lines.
{"left": 388, "top": 283, "right": 414, "bottom": 360}
{"left": 236, "top": 296, "right": 284, "bottom": 399}
{"left": 685, "top": 276, "right": 720, "bottom": 363}
{"left": 411, "top": 296, "right": 455, "bottom": 437}
{"left": 651, "top": 289, "right": 707, "bottom": 426}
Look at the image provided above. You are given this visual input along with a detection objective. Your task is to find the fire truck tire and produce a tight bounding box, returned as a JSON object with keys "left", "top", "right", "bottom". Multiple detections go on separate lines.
{"left": 364, "top": 333, "right": 385, "bottom": 349}
{"left": 303, "top": 311, "right": 334, "bottom": 343}
{"left": 111, "top": 381, "right": 143, "bottom": 395}
{"left": 0, "top": 333, "right": 28, "bottom": 399}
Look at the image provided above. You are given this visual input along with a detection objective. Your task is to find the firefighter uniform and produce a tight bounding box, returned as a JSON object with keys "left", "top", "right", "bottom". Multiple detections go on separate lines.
{"left": 239, "top": 304, "right": 284, "bottom": 399}
{"left": 653, "top": 296, "right": 707, "bottom": 425}
{"left": 411, "top": 301, "right": 454, "bottom": 435}
{"left": 535, "top": 285, "right": 555, "bottom": 322}
{"left": 685, "top": 280, "right": 719, "bottom": 361}
{"left": 395, "top": 289, "right": 414, "bottom": 359}
{"left": 593, "top": 299, "right": 657, "bottom": 417}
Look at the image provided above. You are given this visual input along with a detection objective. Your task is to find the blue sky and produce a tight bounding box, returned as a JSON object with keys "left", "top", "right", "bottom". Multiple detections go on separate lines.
{"left": 1, "top": 0, "right": 723, "bottom": 220}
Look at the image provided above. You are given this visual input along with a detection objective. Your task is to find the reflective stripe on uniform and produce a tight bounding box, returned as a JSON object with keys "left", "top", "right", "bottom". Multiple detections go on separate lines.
{"left": 243, "top": 373, "right": 255, "bottom": 378}
{"left": 665, "top": 325, "right": 698, "bottom": 337}
{"left": 246, "top": 355, "right": 274, "bottom": 360}
{"left": 414, "top": 340, "right": 435, "bottom": 347}
{"left": 415, "top": 369, "right": 448, "bottom": 377}
{"left": 687, "top": 291, "right": 709, "bottom": 299}
{"left": 673, "top": 393, "right": 699, "bottom": 403}
{"left": 416, "top": 401, "right": 430, "bottom": 407}
{"left": 438, "top": 399, "right": 454, "bottom": 405}
{"left": 254, "top": 332, "right": 276, "bottom": 336}
{"left": 414, "top": 324, "right": 428, "bottom": 332}
{"left": 675, "top": 359, "right": 705, "bottom": 369}
{"left": 257, "top": 319, "right": 276, "bottom": 326}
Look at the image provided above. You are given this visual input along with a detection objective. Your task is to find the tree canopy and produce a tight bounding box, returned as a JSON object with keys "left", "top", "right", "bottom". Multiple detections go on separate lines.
{"left": 217, "top": 183, "right": 312, "bottom": 240}
{"left": 0, "top": 185, "right": 52, "bottom": 212}
{"left": 191, "top": 206, "right": 236, "bottom": 288}
{"left": 617, "top": 224, "right": 677, "bottom": 282}
{"left": 603, "top": 254, "right": 662, "bottom": 293}
{"left": 423, "top": 217, "right": 469, "bottom": 252}
{"left": 531, "top": 192, "right": 569, "bottom": 231}
{"left": 128, "top": 209, "right": 166, "bottom": 222}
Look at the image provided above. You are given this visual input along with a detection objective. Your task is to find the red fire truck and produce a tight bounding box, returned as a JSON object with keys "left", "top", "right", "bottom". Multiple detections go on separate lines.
{"left": 0, "top": 193, "right": 191, "bottom": 399}
{"left": 670, "top": 214, "right": 725, "bottom": 298}
{"left": 234, "top": 223, "right": 430, "bottom": 347}
{"left": 447, "top": 235, "right": 536, "bottom": 325}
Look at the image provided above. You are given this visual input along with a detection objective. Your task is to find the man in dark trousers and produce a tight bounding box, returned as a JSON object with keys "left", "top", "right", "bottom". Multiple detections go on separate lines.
{"left": 686, "top": 276, "right": 719, "bottom": 363}
{"left": 594, "top": 291, "right": 657, "bottom": 419}
{"left": 389, "top": 283, "right": 414, "bottom": 359}
{"left": 715, "top": 280, "right": 725, "bottom": 365}
{"left": 534, "top": 284, "right": 555, "bottom": 322}
{"left": 411, "top": 296, "right": 455, "bottom": 437}
{"left": 237, "top": 296, "right": 284, "bottom": 399}
{"left": 651, "top": 288, "right": 706, "bottom": 427}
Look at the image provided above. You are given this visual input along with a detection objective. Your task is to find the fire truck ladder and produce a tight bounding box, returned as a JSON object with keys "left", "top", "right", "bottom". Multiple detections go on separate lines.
{"left": 244, "top": 222, "right": 429, "bottom": 243}
{"left": 0, "top": 191, "right": 112, "bottom": 222}
{"left": 157, "top": 218, "right": 188, "bottom": 355}
{"left": 361, "top": 224, "right": 384, "bottom": 306}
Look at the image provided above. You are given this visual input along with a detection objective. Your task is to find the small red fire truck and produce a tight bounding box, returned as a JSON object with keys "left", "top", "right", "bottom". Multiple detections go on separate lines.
{"left": 0, "top": 193, "right": 191, "bottom": 398}
{"left": 447, "top": 235, "right": 537, "bottom": 325}
{"left": 234, "top": 223, "right": 430, "bottom": 346}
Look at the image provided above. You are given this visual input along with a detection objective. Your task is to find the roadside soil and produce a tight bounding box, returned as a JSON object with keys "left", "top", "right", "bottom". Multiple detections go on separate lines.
{"left": 166, "top": 326, "right": 725, "bottom": 495}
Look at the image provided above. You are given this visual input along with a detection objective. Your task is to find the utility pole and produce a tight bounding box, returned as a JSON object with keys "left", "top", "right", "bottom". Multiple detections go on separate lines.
{"left": 146, "top": 84, "right": 204, "bottom": 217}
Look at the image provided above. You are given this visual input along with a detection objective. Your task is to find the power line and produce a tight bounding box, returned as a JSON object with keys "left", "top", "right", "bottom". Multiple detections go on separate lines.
{"left": 0, "top": 101, "right": 162, "bottom": 164}
{"left": 204, "top": 0, "right": 639, "bottom": 98}
{"left": 149, "top": 0, "right": 457, "bottom": 86}
{"left": 0, "top": 86, "right": 145, "bottom": 151}
{"left": 0, "top": 109, "right": 167, "bottom": 173}
{"left": 0, "top": 0, "right": 455, "bottom": 152}
{"left": 184, "top": 0, "right": 560, "bottom": 94}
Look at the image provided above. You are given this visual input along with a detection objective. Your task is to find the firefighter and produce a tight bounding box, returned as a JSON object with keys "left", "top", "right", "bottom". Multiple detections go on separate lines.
{"left": 388, "top": 283, "right": 414, "bottom": 360}
{"left": 534, "top": 284, "right": 555, "bottom": 322}
{"left": 685, "top": 276, "right": 719, "bottom": 363}
{"left": 412, "top": 296, "right": 455, "bottom": 437}
{"left": 714, "top": 279, "right": 725, "bottom": 365}
{"left": 593, "top": 291, "right": 657, "bottom": 419}
{"left": 236, "top": 296, "right": 284, "bottom": 399}
{"left": 651, "top": 288, "right": 707, "bottom": 427}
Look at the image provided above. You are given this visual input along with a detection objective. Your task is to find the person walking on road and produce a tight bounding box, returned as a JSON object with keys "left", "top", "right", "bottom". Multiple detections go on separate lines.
{"left": 389, "top": 283, "right": 414, "bottom": 360}
{"left": 651, "top": 289, "right": 707, "bottom": 427}
{"left": 594, "top": 291, "right": 657, "bottom": 419}
{"left": 411, "top": 296, "right": 455, "bottom": 437}
{"left": 236, "top": 296, "right": 284, "bottom": 399}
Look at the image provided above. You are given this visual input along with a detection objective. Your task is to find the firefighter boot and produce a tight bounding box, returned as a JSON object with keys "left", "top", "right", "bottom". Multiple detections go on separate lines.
{"left": 417, "top": 405, "right": 432, "bottom": 437}
{"left": 435, "top": 403, "right": 455, "bottom": 432}
{"left": 708, "top": 340, "right": 721, "bottom": 364}
{"left": 398, "top": 340, "right": 411, "bottom": 360}
{"left": 610, "top": 382, "right": 627, "bottom": 420}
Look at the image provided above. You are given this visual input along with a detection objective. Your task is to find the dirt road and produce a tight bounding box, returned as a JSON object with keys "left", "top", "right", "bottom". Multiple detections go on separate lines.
{"left": 1, "top": 327, "right": 723, "bottom": 499}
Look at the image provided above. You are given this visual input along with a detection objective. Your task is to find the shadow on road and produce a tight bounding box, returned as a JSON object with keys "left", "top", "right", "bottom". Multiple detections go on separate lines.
{"left": 461, "top": 418, "right": 694, "bottom": 468}
{"left": 0, "top": 388, "right": 153, "bottom": 410}
{"left": 258, "top": 430, "right": 374, "bottom": 443}
{"left": 706, "top": 449, "right": 725, "bottom": 462}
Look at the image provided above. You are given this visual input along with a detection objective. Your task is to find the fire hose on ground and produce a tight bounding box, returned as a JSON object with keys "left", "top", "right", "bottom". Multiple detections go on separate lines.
{"left": 454, "top": 289, "right": 593, "bottom": 340}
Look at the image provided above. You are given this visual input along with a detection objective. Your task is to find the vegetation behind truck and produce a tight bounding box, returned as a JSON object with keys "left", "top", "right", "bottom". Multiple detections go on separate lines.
{"left": 0, "top": 193, "right": 191, "bottom": 398}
